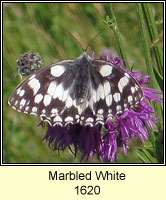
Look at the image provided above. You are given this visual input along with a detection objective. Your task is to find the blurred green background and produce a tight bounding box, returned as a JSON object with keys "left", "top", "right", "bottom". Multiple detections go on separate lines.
{"left": 3, "top": 3, "right": 163, "bottom": 163}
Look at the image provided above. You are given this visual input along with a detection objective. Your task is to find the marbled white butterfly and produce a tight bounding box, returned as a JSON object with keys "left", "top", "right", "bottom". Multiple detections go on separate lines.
{"left": 8, "top": 51, "right": 143, "bottom": 127}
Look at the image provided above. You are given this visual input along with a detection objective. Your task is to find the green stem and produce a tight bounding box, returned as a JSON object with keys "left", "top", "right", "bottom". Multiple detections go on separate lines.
{"left": 136, "top": 3, "right": 163, "bottom": 132}
{"left": 142, "top": 3, "right": 163, "bottom": 74}
{"left": 107, "top": 4, "right": 130, "bottom": 68}
{"left": 136, "top": 4, "right": 154, "bottom": 81}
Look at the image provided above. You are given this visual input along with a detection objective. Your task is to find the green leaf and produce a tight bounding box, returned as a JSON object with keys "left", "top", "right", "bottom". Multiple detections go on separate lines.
{"left": 153, "top": 66, "right": 163, "bottom": 91}
{"left": 136, "top": 148, "right": 155, "bottom": 163}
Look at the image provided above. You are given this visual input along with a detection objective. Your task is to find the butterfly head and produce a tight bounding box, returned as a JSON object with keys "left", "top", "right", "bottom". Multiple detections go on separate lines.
{"left": 77, "top": 51, "right": 91, "bottom": 64}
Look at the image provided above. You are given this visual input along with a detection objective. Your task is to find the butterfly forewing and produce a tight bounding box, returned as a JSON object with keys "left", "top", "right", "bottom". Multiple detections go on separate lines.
{"left": 89, "top": 59, "right": 143, "bottom": 118}
{"left": 8, "top": 52, "right": 143, "bottom": 127}
{"left": 8, "top": 59, "right": 78, "bottom": 123}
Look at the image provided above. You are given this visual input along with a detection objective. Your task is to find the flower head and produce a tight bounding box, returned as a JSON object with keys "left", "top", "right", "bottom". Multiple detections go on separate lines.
{"left": 42, "top": 51, "right": 163, "bottom": 163}
{"left": 17, "top": 52, "right": 43, "bottom": 77}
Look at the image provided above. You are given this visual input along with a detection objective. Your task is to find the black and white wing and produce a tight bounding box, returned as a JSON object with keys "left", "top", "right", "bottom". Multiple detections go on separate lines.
{"left": 8, "top": 52, "right": 144, "bottom": 127}
{"left": 8, "top": 59, "right": 80, "bottom": 126}
{"left": 86, "top": 59, "right": 143, "bottom": 126}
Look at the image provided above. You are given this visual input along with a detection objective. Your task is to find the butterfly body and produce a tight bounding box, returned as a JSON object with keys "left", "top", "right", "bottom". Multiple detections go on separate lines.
{"left": 8, "top": 51, "right": 143, "bottom": 127}
{"left": 72, "top": 52, "right": 91, "bottom": 105}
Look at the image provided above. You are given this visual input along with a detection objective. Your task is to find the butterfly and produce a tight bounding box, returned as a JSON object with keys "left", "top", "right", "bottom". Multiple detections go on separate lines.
{"left": 8, "top": 51, "right": 143, "bottom": 127}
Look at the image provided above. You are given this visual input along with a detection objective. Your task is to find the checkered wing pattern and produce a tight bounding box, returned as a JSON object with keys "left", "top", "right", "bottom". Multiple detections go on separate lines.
{"left": 8, "top": 52, "right": 143, "bottom": 127}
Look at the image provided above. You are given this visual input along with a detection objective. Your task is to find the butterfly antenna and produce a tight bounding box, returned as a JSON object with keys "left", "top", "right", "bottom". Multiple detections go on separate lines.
{"left": 85, "top": 26, "right": 108, "bottom": 52}
{"left": 59, "top": 26, "right": 84, "bottom": 52}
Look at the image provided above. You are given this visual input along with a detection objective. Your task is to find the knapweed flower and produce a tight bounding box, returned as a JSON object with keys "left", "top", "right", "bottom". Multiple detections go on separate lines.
{"left": 42, "top": 51, "right": 163, "bottom": 163}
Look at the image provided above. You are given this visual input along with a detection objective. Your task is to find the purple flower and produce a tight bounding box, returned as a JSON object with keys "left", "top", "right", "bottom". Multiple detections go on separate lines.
{"left": 42, "top": 51, "right": 163, "bottom": 163}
